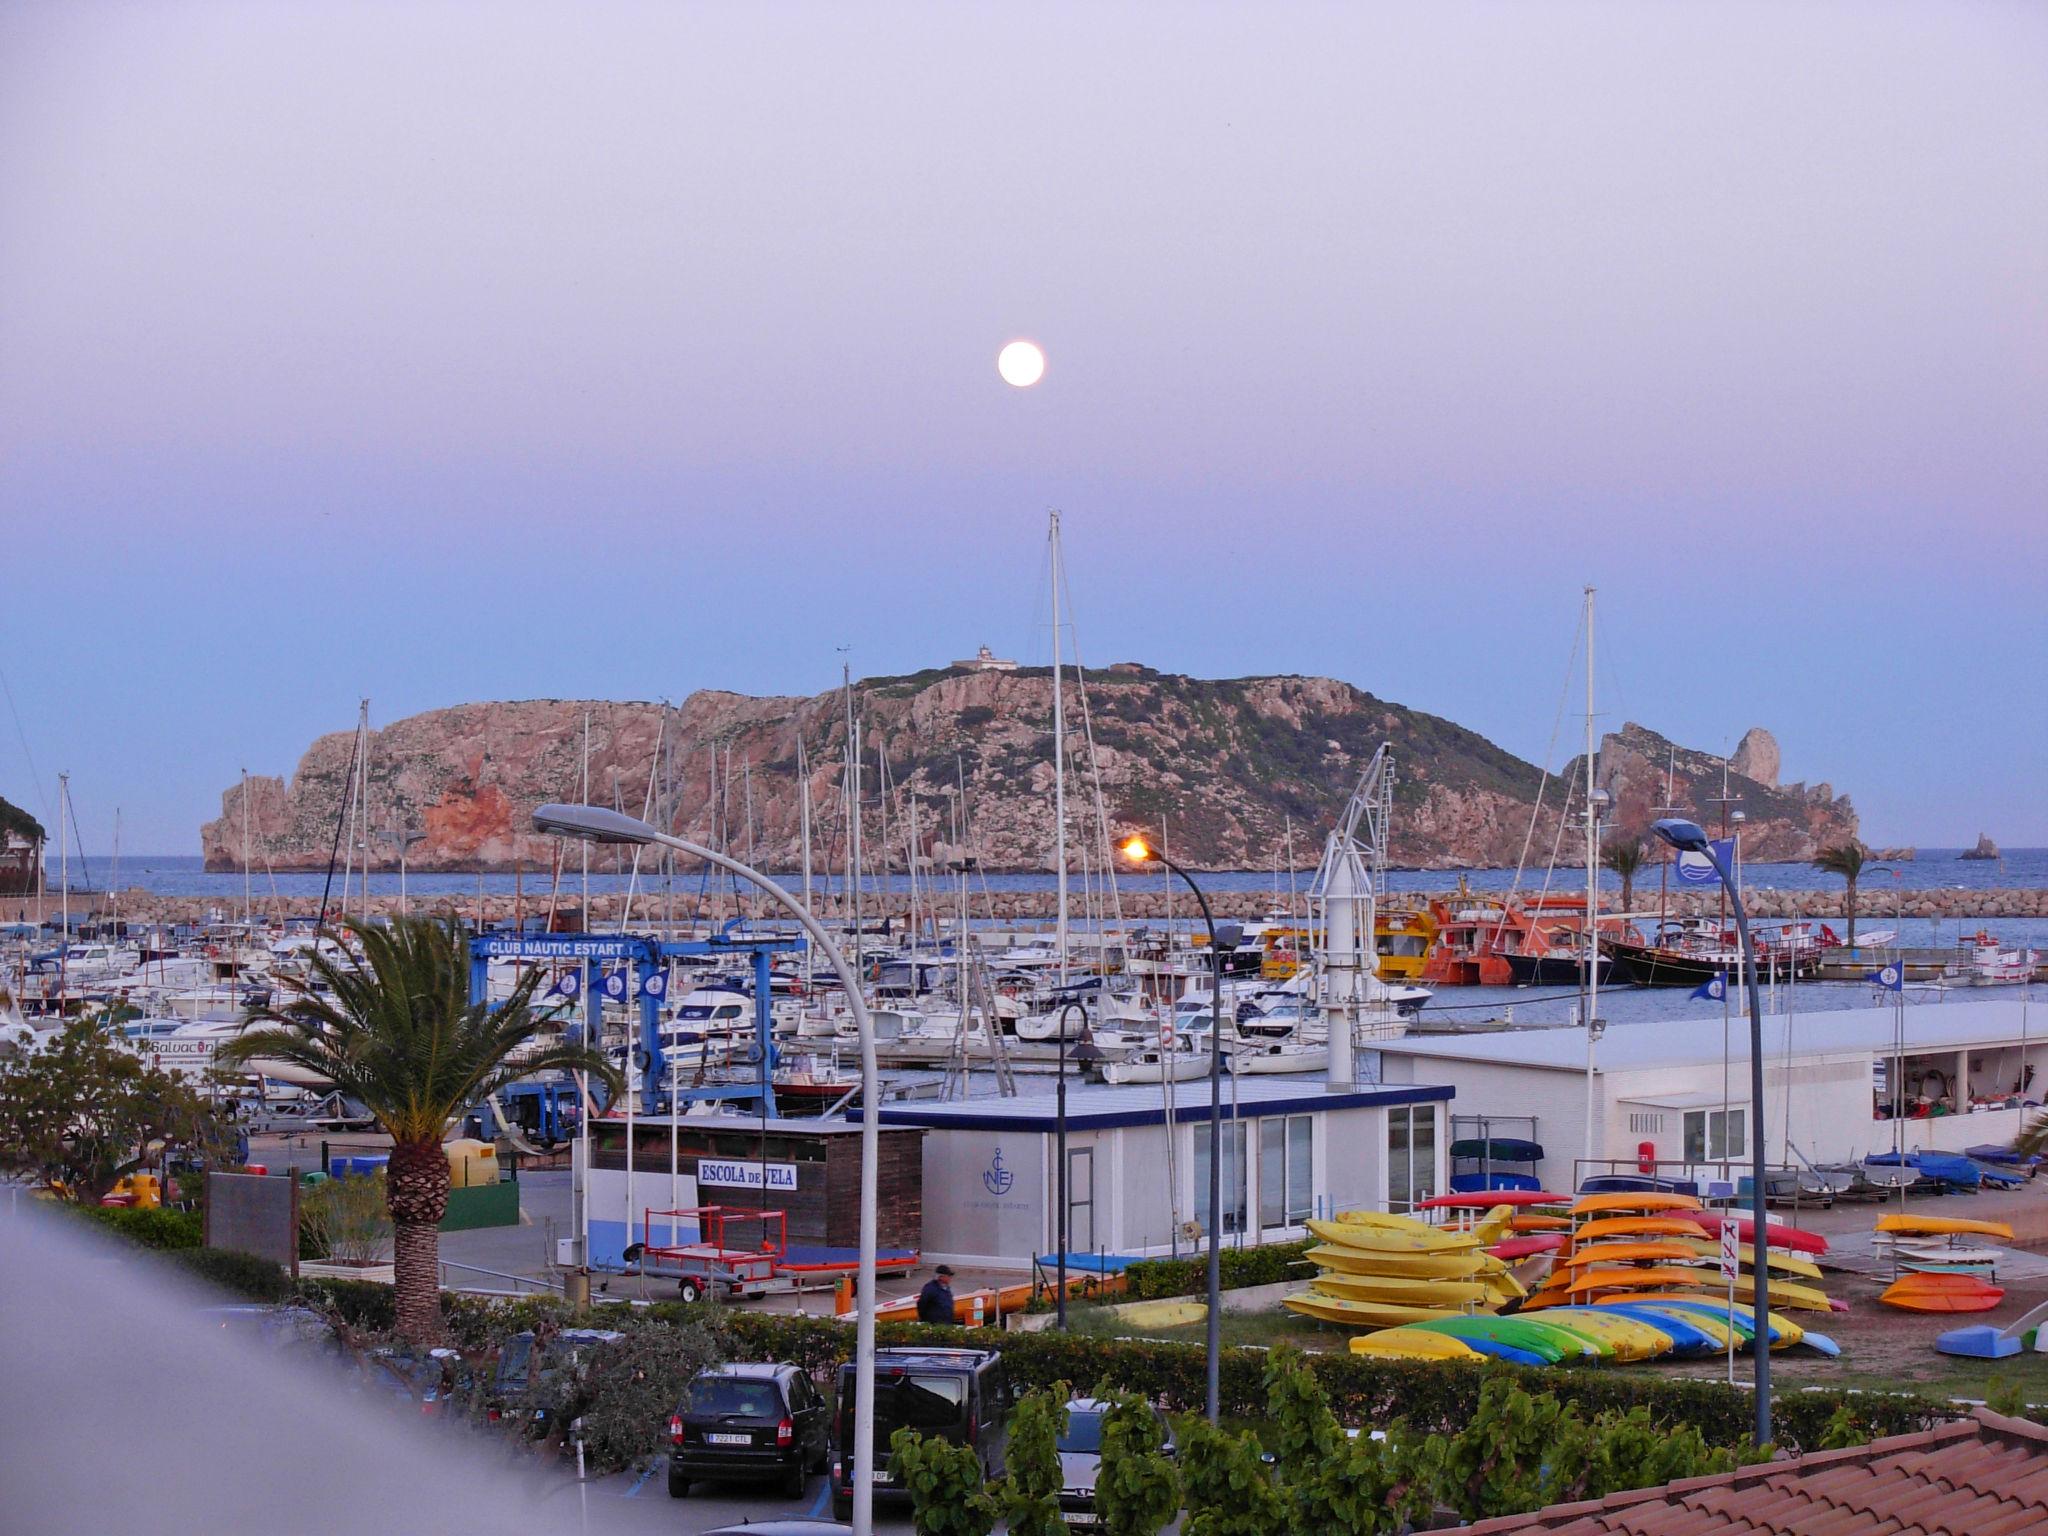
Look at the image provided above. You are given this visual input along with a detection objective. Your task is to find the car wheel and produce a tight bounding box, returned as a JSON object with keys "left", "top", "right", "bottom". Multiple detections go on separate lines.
{"left": 678, "top": 1279, "right": 702, "bottom": 1304}
{"left": 783, "top": 1465, "right": 806, "bottom": 1500}
{"left": 832, "top": 1495, "right": 852, "bottom": 1521}
{"left": 667, "top": 1470, "right": 689, "bottom": 1499}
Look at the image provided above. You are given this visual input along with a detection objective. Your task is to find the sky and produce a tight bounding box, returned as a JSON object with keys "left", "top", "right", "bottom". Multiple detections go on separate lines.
{"left": 2, "top": 1, "right": 2043, "bottom": 854}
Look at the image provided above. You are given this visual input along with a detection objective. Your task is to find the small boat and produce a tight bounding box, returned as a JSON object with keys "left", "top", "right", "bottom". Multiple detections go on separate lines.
{"left": 1964, "top": 1144, "right": 2041, "bottom": 1169}
{"left": 1894, "top": 1244, "right": 2005, "bottom": 1267}
{"left": 1901, "top": 1259, "right": 1998, "bottom": 1279}
{"left": 1449, "top": 1136, "right": 1546, "bottom": 1164}
{"left": 1562, "top": 1241, "right": 1702, "bottom": 1267}
{"left": 1508, "top": 1213, "right": 1574, "bottom": 1233}
{"left": 1488, "top": 1234, "right": 1568, "bottom": 1260}
{"left": 1408, "top": 1315, "right": 1593, "bottom": 1364}
{"left": 1309, "top": 1273, "right": 1520, "bottom": 1308}
{"left": 1228, "top": 1040, "right": 1329, "bottom": 1075}
{"left": 1571, "top": 1191, "right": 1704, "bottom": 1216}
{"left": 1281, "top": 1293, "right": 1462, "bottom": 1328}
{"left": 1538, "top": 1308, "right": 1675, "bottom": 1362}
{"left": 1865, "top": 1150, "right": 1981, "bottom": 1190}
{"left": 1305, "top": 1245, "right": 1508, "bottom": 1280}
{"left": 1417, "top": 1190, "right": 1569, "bottom": 1211}
{"left": 1637, "top": 1297, "right": 1828, "bottom": 1353}
{"left": 1669, "top": 1238, "right": 1824, "bottom": 1280}
{"left": 1306, "top": 1218, "right": 1488, "bottom": 1254}
{"left": 1586, "top": 1303, "right": 1720, "bottom": 1355}
{"left": 1880, "top": 1275, "right": 2004, "bottom": 1313}
{"left": 1682, "top": 1210, "right": 1830, "bottom": 1255}
{"left": 1565, "top": 1266, "right": 1716, "bottom": 1295}
{"left": 1876, "top": 1213, "right": 2014, "bottom": 1242}
{"left": 1573, "top": 1215, "right": 1706, "bottom": 1241}
{"left": 1348, "top": 1330, "right": 1484, "bottom": 1362}
{"left": 1575, "top": 1174, "right": 1701, "bottom": 1198}
{"left": 1098, "top": 1042, "right": 1211, "bottom": 1084}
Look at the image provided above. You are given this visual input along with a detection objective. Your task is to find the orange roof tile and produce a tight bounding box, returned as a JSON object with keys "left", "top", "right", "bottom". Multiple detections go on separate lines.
{"left": 1461, "top": 1409, "right": 2048, "bottom": 1536}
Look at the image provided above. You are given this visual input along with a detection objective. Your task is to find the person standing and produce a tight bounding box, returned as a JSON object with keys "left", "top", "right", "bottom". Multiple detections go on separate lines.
{"left": 916, "top": 1265, "right": 959, "bottom": 1326}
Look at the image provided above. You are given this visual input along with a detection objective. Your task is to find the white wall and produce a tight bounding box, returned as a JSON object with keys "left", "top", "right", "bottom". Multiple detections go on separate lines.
{"left": 1379, "top": 1056, "right": 1585, "bottom": 1189}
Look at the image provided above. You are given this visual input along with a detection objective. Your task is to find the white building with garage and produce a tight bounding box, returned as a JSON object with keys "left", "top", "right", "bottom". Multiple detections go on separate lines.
{"left": 856, "top": 1077, "right": 1453, "bottom": 1271}
{"left": 1374, "top": 998, "right": 2046, "bottom": 1191}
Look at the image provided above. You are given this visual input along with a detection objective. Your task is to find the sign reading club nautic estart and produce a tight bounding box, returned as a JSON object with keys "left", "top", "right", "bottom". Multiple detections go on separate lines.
{"left": 695, "top": 1160, "right": 799, "bottom": 1192}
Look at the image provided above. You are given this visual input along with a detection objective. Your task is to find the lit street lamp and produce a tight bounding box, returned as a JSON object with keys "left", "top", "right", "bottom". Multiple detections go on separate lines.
{"left": 1652, "top": 816, "right": 1771, "bottom": 1446}
{"left": 1119, "top": 834, "right": 1238, "bottom": 1424}
{"left": 533, "top": 803, "right": 883, "bottom": 1536}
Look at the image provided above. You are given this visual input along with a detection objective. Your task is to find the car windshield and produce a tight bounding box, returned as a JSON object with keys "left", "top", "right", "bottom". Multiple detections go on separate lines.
{"left": 687, "top": 1377, "right": 783, "bottom": 1417}
{"left": 1057, "top": 1409, "right": 1104, "bottom": 1454}
{"left": 867, "top": 1371, "right": 968, "bottom": 1433}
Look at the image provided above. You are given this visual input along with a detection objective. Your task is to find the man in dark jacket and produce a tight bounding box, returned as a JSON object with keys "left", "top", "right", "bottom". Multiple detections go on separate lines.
{"left": 916, "top": 1265, "right": 958, "bottom": 1325}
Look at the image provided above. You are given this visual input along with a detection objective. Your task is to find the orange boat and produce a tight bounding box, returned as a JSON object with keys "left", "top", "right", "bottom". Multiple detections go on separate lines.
{"left": 1565, "top": 1267, "right": 1713, "bottom": 1295}
{"left": 1880, "top": 1274, "right": 2005, "bottom": 1314}
{"left": 1510, "top": 1214, "right": 1574, "bottom": 1233}
{"left": 1573, "top": 1216, "right": 1704, "bottom": 1241}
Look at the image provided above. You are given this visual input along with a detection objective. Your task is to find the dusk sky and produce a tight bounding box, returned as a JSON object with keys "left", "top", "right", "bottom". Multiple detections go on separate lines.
{"left": 2, "top": 2, "right": 2042, "bottom": 855}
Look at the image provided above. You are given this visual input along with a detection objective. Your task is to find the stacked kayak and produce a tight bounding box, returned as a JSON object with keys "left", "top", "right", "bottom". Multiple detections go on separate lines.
{"left": 1875, "top": 1215, "right": 2013, "bottom": 1306}
{"left": 1286, "top": 1208, "right": 1522, "bottom": 1327}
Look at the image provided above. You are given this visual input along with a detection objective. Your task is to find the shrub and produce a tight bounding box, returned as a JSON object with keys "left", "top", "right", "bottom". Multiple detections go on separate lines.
{"left": 300, "top": 1174, "right": 390, "bottom": 1265}
{"left": 1123, "top": 1241, "right": 1311, "bottom": 1300}
{"left": 1178, "top": 1416, "right": 1287, "bottom": 1536}
{"left": 1093, "top": 1386, "right": 1180, "bottom": 1536}
{"left": 889, "top": 1425, "right": 997, "bottom": 1536}
{"left": 998, "top": 1385, "right": 1069, "bottom": 1536}
{"left": 81, "top": 1203, "right": 203, "bottom": 1250}
{"left": 525, "top": 1316, "right": 724, "bottom": 1475}
{"left": 170, "top": 1246, "right": 292, "bottom": 1301}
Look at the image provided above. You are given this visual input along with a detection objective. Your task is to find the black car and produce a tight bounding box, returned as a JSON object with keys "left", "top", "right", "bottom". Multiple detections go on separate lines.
{"left": 489, "top": 1327, "right": 625, "bottom": 1431}
{"left": 669, "top": 1361, "right": 830, "bottom": 1499}
{"left": 830, "top": 1346, "right": 1011, "bottom": 1521}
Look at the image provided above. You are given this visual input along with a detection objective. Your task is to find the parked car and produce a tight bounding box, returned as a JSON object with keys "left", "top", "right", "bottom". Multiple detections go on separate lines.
{"left": 1055, "top": 1396, "right": 1177, "bottom": 1528}
{"left": 668, "top": 1361, "right": 830, "bottom": 1499}
{"left": 488, "top": 1327, "right": 625, "bottom": 1431}
{"left": 830, "top": 1346, "right": 1012, "bottom": 1521}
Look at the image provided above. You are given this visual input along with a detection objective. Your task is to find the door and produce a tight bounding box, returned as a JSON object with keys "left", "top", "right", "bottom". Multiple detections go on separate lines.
{"left": 1066, "top": 1146, "right": 1095, "bottom": 1255}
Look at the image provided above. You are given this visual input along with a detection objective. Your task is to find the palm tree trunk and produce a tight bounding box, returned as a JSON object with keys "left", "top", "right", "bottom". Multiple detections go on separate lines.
{"left": 1846, "top": 877, "right": 1858, "bottom": 948}
{"left": 386, "top": 1138, "right": 450, "bottom": 1345}
{"left": 1620, "top": 873, "right": 1634, "bottom": 913}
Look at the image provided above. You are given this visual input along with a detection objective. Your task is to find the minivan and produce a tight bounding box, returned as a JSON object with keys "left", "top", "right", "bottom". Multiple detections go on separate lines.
{"left": 829, "top": 1347, "right": 1010, "bottom": 1521}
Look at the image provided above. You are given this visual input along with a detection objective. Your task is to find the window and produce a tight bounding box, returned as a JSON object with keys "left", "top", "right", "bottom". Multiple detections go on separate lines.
{"left": 1257, "top": 1114, "right": 1315, "bottom": 1230}
{"left": 1388, "top": 1105, "right": 1438, "bottom": 1210}
{"left": 1628, "top": 1112, "right": 1666, "bottom": 1136}
{"left": 1194, "top": 1120, "right": 1249, "bottom": 1235}
{"left": 1682, "top": 1108, "right": 1746, "bottom": 1161}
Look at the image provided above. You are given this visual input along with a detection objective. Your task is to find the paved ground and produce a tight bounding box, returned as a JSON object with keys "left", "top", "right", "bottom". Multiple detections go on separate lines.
{"left": 566, "top": 1463, "right": 916, "bottom": 1534}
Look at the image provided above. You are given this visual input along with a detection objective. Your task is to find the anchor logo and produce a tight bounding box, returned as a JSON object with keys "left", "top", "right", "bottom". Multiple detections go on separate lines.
{"left": 983, "top": 1146, "right": 1014, "bottom": 1196}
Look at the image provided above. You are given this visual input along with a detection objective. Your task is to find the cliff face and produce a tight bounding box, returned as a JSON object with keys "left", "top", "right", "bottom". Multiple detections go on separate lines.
{"left": 201, "top": 671, "right": 1853, "bottom": 873}
{"left": 1581, "top": 722, "right": 1857, "bottom": 861}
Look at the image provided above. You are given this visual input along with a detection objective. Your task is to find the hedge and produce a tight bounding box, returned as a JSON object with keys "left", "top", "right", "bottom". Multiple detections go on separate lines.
{"left": 1123, "top": 1240, "right": 1313, "bottom": 1301}
{"left": 80, "top": 1204, "right": 204, "bottom": 1251}
{"left": 169, "top": 1246, "right": 295, "bottom": 1301}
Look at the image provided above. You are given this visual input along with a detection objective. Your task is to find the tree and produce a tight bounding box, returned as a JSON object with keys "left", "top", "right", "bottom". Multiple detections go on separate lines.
{"left": 1601, "top": 836, "right": 1647, "bottom": 913}
{"left": 1811, "top": 840, "right": 1870, "bottom": 947}
{"left": 889, "top": 1426, "right": 997, "bottom": 1536}
{"left": 219, "top": 917, "right": 618, "bottom": 1345}
{"left": 1093, "top": 1386, "right": 1180, "bottom": 1536}
{"left": 1177, "top": 1416, "right": 1287, "bottom": 1536}
{"left": 1435, "top": 1376, "right": 1593, "bottom": 1522}
{"left": 1262, "top": 1346, "right": 1436, "bottom": 1536}
{"left": 0, "top": 1018, "right": 233, "bottom": 1203}
{"left": 998, "top": 1384, "right": 1070, "bottom": 1536}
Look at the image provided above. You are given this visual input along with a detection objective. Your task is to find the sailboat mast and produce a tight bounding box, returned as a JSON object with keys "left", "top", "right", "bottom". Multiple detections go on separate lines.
{"left": 1582, "top": 586, "right": 1601, "bottom": 1165}
{"left": 845, "top": 662, "right": 863, "bottom": 977}
{"left": 580, "top": 710, "right": 591, "bottom": 927}
{"left": 799, "top": 737, "right": 816, "bottom": 984}
{"left": 241, "top": 768, "right": 253, "bottom": 926}
{"left": 1049, "top": 511, "right": 1069, "bottom": 985}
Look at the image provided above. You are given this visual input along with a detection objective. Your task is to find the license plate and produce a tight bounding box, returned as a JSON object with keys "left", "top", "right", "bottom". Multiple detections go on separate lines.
{"left": 872, "top": 1471, "right": 893, "bottom": 1484}
{"left": 1061, "top": 1513, "right": 1098, "bottom": 1526}
{"left": 706, "top": 1433, "right": 751, "bottom": 1446}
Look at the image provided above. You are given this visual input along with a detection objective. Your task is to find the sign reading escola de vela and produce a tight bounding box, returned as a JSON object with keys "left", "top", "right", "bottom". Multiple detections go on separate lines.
{"left": 695, "top": 1159, "right": 799, "bottom": 1192}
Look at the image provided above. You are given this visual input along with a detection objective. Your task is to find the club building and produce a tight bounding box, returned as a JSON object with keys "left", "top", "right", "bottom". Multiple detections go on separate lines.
{"left": 1371, "top": 998, "right": 2046, "bottom": 1192}
{"left": 853, "top": 1077, "right": 1454, "bottom": 1271}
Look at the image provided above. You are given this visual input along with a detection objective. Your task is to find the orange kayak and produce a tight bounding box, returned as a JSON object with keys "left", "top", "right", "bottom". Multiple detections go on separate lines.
{"left": 1573, "top": 1216, "right": 1705, "bottom": 1242}
{"left": 1570, "top": 1192, "right": 1704, "bottom": 1216}
{"left": 1562, "top": 1241, "right": 1699, "bottom": 1267}
{"left": 1565, "top": 1267, "right": 1713, "bottom": 1295}
{"left": 1880, "top": 1275, "right": 2004, "bottom": 1313}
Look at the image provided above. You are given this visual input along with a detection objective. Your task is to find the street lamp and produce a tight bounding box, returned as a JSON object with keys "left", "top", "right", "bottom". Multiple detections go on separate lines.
{"left": 1120, "top": 834, "right": 1238, "bottom": 1424}
{"left": 1653, "top": 816, "right": 1771, "bottom": 1446}
{"left": 533, "top": 802, "right": 884, "bottom": 1536}
{"left": 1052, "top": 998, "right": 1104, "bottom": 1329}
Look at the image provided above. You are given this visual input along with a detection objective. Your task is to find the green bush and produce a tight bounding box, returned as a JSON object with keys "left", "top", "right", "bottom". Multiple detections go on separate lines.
{"left": 889, "top": 1425, "right": 997, "bottom": 1536}
{"left": 170, "top": 1246, "right": 292, "bottom": 1301}
{"left": 1123, "top": 1241, "right": 1312, "bottom": 1301}
{"left": 998, "top": 1385, "right": 1070, "bottom": 1536}
{"left": 81, "top": 1203, "right": 203, "bottom": 1250}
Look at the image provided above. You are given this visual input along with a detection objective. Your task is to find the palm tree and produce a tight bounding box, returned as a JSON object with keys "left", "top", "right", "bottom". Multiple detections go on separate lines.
{"left": 1601, "top": 836, "right": 1647, "bottom": 914}
{"left": 1811, "top": 840, "right": 1869, "bottom": 947}
{"left": 220, "top": 917, "right": 618, "bottom": 1344}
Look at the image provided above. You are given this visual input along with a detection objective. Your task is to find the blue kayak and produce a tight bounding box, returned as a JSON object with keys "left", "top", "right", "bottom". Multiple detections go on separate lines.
{"left": 1592, "top": 1305, "right": 1719, "bottom": 1356}
{"left": 1634, "top": 1298, "right": 1784, "bottom": 1349}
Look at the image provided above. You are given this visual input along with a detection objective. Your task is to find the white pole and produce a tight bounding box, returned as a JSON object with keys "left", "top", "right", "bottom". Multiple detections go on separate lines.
{"left": 58, "top": 772, "right": 69, "bottom": 998}
{"left": 581, "top": 712, "right": 591, "bottom": 923}
{"left": 1050, "top": 511, "right": 1070, "bottom": 986}
{"left": 241, "top": 768, "right": 253, "bottom": 927}
{"left": 1583, "top": 586, "right": 1600, "bottom": 1166}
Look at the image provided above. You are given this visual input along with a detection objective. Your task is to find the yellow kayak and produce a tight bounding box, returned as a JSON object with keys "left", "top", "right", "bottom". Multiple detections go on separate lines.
{"left": 1591, "top": 1297, "right": 1739, "bottom": 1349}
{"left": 1698, "top": 1274, "right": 1834, "bottom": 1314}
{"left": 1570, "top": 1192, "right": 1704, "bottom": 1216}
{"left": 1537, "top": 1308, "right": 1675, "bottom": 1361}
{"left": 1350, "top": 1330, "right": 1485, "bottom": 1362}
{"left": 1635, "top": 1295, "right": 1811, "bottom": 1350}
{"left": 1118, "top": 1299, "right": 1208, "bottom": 1329}
{"left": 1338, "top": 1204, "right": 1515, "bottom": 1246}
{"left": 1306, "top": 1218, "right": 1485, "bottom": 1254}
{"left": 1876, "top": 1214, "right": 2014, "bottom": 1242}
{"left": 1310, "top": 1272, "right": 1522, "bottom": 1307}
{"left": 1306, "top": 1244, "right": 1509, "bottom": 1280}
{"left": 1282, "top": 1292, "right": 1463, "bottom": 1328}
{"left": 1670, "top": 1238, "right": 1824, "bottom": 1280}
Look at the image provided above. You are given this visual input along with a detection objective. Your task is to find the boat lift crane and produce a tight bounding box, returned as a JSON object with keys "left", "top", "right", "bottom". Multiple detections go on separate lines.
{"left": 1309, "top": 743, "right": 1396, "bottom": 1088}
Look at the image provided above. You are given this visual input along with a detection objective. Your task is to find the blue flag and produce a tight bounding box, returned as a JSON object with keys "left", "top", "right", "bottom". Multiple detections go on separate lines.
{"left": 1867, "top": 961, "right": 1905, "bottom": 991}
{"left": 1673, "top": 839, "right": 1736, "bottom": 886}
{"left": 547, "top": 970, "right": 581, "bottom": 1000}
{"left": 1690, "top": 972, "right": 1728, "bottom": 1002}
{"left": 600, "top": 968, "right": 628, "bottom": 1000}
{"left": 641, "top": 970, "right": 667, "bottom": 999}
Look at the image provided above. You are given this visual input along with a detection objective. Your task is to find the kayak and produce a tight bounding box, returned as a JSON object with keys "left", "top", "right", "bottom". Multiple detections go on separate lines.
{"left": 1309, "top": 1272, "right": 1520, "bottom": 1307}
{"left": 1875, "top": 1214, "right": 2014, "bottom": 1242}
{"left": 1409, "top": 1315, "right": 1595, "bottom": 1363}
{"left": 1879, "top": 1276, "right": 2004, "bottom": 1313}
{"left": 1282, "top": 1293, "right": 1465, "bottom": 1328}
{"left": 1510, "top": 1214, "right": 1576, "bottom": 1233}
{"left": 1573, "top": 1215, "right": 1706, "bottom": 1242}
{"left": 1566, "top": 1266, "right": 1717, "bottom": 1295}
{"left": 1349, "top": 1330, "right": 1485, "bottom": 1362}
{"left": 1669, "top": 1237, "right": 1824, "bottom": 1280}
{"left": 1418, "top": 1190, "right": 1567, "bottom": 1210}
{"left": 1563, "top": 1241, "right": 1702, "bottom": 1267}
{"left": 1537, "top": 1308, "right": 1674, "bottom": 1361}
{"left": 1628, "top": 1297, "right": 1794, "bottom": 1350}
{"left": 1570, "top": 1192, "right": 1704, "bottom": 1216}
{"left": 1488, "top": 1234, "right": 1569, "bottom": 1260}
{"left": 1681, "top": 1210, "right": 1829, "bottom": 1255}
{"left": 1307, "top": 1218, "right": 1485, "bottom": 1254}
{"left": 1588, "top": 1303, "right": 1721, "bottom": 1355}
{"left": 1306, "top": 1244, "right": 1509, "bottom": 1280}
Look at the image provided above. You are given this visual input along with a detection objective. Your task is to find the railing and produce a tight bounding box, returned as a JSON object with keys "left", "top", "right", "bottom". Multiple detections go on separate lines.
{"left": 437, "top": 1258, "right": 564, "bottom": 1297}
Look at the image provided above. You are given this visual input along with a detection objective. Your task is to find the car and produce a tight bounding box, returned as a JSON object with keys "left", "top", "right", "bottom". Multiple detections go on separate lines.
{"left": 829, "top": 1346, "right": 1012, "bottom": 1521}
{"left": 488, "top": 1327, "right": 625, "bottom": 1430}
{"left": 1055, "top": 1396, "right": 1177, "bottom": 1528}
{"left": 668, "top": 1361, "right": 830, "bottom": 1500}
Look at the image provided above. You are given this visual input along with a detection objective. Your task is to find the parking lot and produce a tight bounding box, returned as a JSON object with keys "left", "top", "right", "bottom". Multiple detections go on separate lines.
{"left": 571, "top": 1465, "right": 915, "bottom": 1535}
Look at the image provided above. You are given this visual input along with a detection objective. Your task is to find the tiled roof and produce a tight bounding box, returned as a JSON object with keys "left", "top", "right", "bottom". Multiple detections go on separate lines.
{"left": 1462, "top": 1408, "right": 2048, "bottom": 1536}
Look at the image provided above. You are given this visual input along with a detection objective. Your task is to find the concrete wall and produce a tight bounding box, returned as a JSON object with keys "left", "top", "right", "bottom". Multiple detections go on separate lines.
{"left": 1381, "top": 1055, "right": 1583, "bottom": 1189}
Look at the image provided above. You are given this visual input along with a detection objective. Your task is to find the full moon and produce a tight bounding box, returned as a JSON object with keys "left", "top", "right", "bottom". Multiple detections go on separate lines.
{"left": 997, "top": 339, "right": 1046, "bottom": 387}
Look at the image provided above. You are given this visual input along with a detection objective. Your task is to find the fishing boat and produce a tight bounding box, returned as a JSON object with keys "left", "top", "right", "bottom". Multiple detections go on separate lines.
{"left": 1374, "top": 906, "right": 1438, "bottom": 984}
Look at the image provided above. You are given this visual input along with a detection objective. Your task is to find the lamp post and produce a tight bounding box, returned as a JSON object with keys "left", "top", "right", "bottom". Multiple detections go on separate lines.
{"left": 1053, "top": 999, "right": 1084, "bottom": 1328}
{"left": 533, "top": 803, "right": 883, "bottom": 1535}
{"left": 1120, "top": 835, "right": 1234, "bottom": 1424}
{"left": 1653, "top": 816, "right": 1771, "bottom": 1446}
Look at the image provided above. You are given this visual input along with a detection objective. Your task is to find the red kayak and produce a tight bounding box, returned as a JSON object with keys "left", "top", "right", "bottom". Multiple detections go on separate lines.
{"left": 1418, "top": 1191, "right": 1568, "bottom": 1210}
{"left": 1488, "top": 1234, "right": 1569, "bottom": 1260}
{"left": 1681, "top": 1210, "right": 1828, "bottom": 1256}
